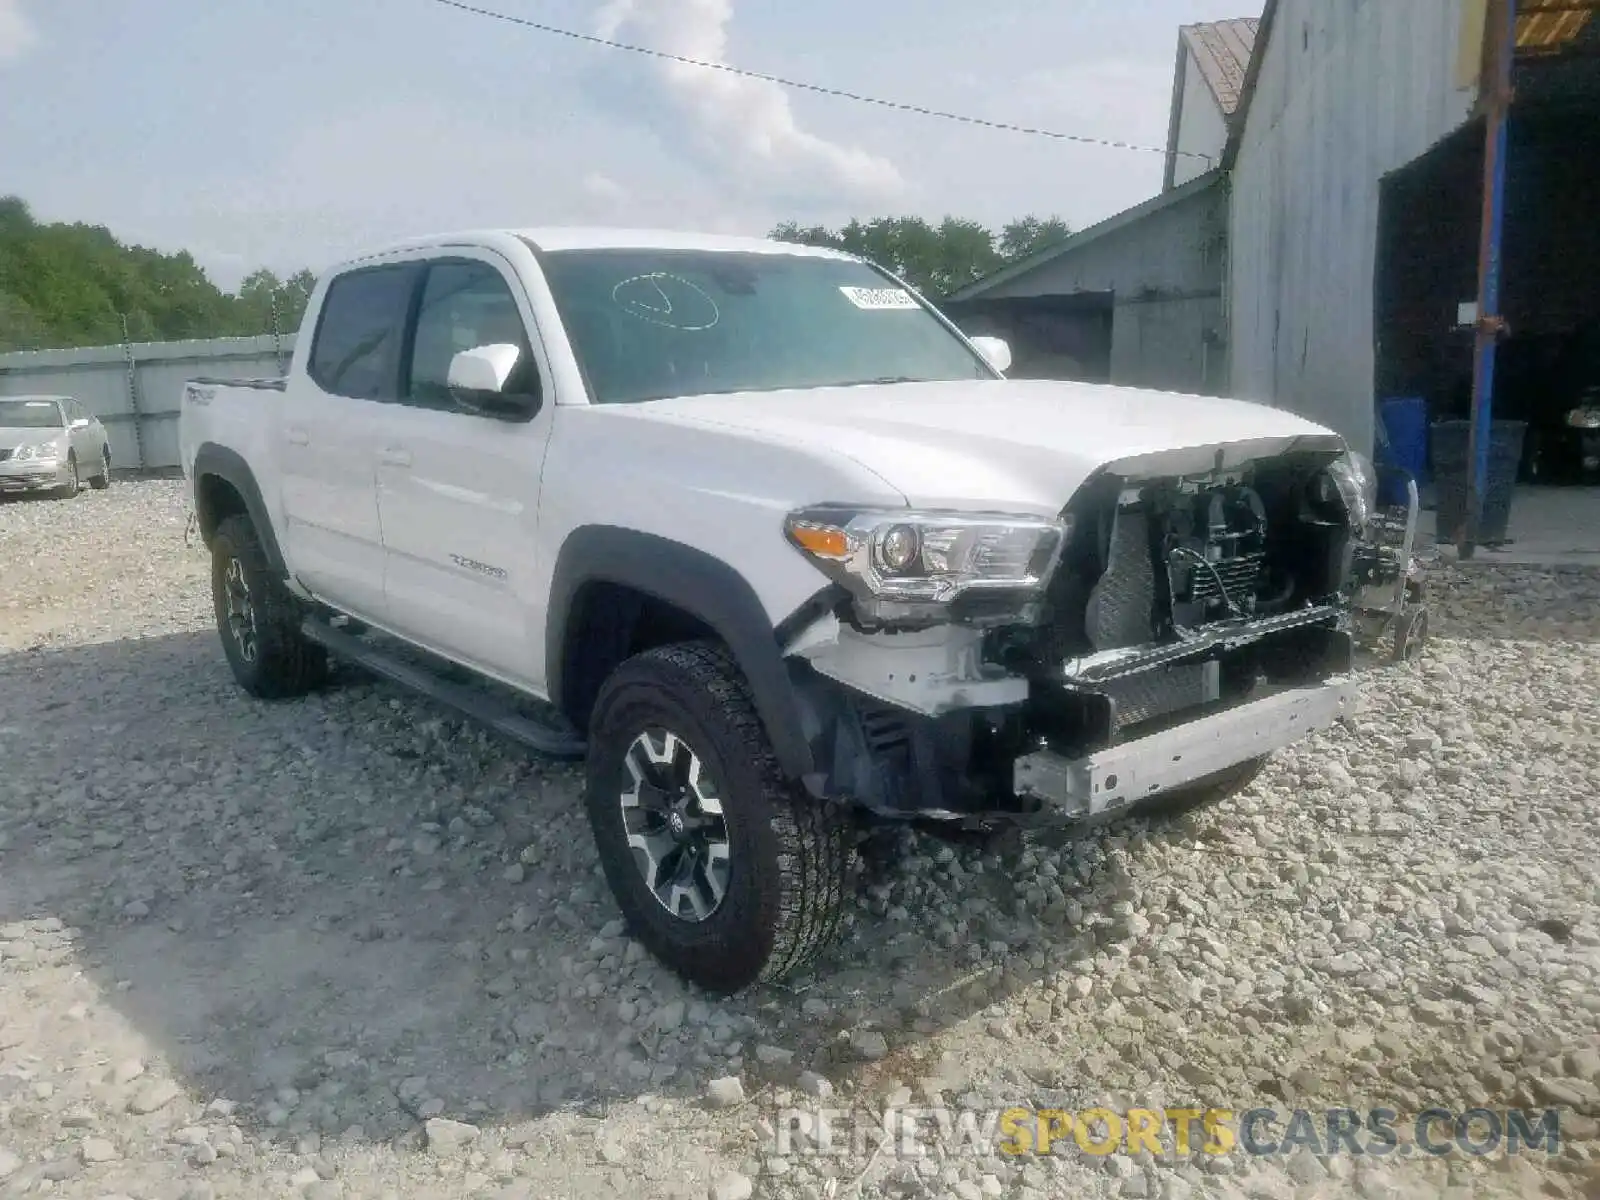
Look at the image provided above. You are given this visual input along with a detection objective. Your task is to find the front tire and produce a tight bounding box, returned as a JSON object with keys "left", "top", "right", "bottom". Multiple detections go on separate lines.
{"left": 54, "top": 453, "right": 79, "bottom": 499}
{"left": 583, "top": 641, "right": 851, "bottom": 995}
{"left": 210, "top": 513, "right": 327, "bottom": 698}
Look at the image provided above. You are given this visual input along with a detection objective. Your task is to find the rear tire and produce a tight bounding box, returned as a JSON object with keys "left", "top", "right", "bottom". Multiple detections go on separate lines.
{"left": 1131, "top": 754, "right": 1268, "bottom": 819}
{"left": 583, "top": 640, "right": 851, "bottom": 995}
{"left": 210, "top": 513, "right": 328, "bottom": 698}
{"left": 89, "top": 447, "right": 111, "bottom": 490}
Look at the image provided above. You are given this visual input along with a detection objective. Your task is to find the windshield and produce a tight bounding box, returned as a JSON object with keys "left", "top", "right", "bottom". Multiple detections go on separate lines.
{"left": 0, "top": 399, "right": 64, "bottom": 429}
{"left": 533, "top": 246, "right": 995, "bottom": 404}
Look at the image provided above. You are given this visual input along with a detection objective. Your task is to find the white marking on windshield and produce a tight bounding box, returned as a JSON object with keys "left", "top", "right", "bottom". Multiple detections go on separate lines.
{"left": 612, "top": 273, "right": 721, "bottom": 331}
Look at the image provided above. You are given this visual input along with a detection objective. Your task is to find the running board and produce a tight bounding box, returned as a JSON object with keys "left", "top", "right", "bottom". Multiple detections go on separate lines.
{"left": 299, "top": 618, "right": 587, "bottom": 760}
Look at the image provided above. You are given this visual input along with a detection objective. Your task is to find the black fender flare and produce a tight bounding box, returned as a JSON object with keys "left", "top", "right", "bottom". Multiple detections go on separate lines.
{"left": 546, "top": 525, "right": 832, "bottom": 786}
{"left": 191, "top": 443, "right": 286, "bottom": 575}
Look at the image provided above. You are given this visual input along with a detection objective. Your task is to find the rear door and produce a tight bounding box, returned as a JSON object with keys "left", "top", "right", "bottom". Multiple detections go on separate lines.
{"left": 276, "top": 263, "right": 418, "bottom": 621}
{"left": 373, "top": 251, "right": 554, "bottom": 685}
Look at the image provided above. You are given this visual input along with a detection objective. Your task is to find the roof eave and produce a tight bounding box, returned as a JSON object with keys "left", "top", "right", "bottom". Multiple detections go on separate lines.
{"left": 943, "top": 168, "right": 1228, "bottom": 304}
{"left": 1221, "top": 0, "right": 1280, "bottom": 171}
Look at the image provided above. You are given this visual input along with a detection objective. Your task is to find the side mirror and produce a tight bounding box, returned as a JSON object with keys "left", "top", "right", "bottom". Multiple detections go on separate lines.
{"left": 447, "top": 344, "right": 539, "bottom": 421}
{"left": 969, "top": 336, "right": 1012, "bottom": 374}
{"left": 69, "top": 418, "right": 90, "bottom": 430}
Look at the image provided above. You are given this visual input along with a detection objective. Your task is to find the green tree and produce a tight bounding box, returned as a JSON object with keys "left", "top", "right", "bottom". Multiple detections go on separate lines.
{"left": 1000, "top": 215, "right": 1073, "bottom": 262}
{"left": 771, "top": 212, "right": 1071, "bottom": 297}
{"left": 0, "top": 194, "right": 317, "bottom": 352}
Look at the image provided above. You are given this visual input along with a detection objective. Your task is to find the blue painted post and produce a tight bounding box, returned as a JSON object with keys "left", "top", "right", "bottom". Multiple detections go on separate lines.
{"left": 1460, "top": 0, "right": 1517, "bottom": 559}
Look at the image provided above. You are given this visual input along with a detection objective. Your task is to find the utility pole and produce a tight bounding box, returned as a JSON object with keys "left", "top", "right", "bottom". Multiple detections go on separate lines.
{"left": 1459, "top": 0, "right": 1517, "bottom": 559}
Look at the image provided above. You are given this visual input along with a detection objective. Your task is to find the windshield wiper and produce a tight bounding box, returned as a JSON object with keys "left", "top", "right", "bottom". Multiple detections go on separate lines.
{"left": 836, "top": 375, "right": 922, "bottom": 387}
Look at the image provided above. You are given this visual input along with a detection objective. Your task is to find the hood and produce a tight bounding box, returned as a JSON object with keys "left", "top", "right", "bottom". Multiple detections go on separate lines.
{"left": 0, "top": 426, "right": 65, "bottom": 450}
{"left": 635, "top": 380, "right": 1345, "bottom": 515}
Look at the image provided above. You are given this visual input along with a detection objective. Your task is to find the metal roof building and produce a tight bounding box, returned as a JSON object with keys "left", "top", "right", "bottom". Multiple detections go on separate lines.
{"left": 943, "top": 18, "right": 1254, "bottom": 399}
{"left": 1226, "top": 0, "right": 1600, "bottom": 532}
{"left": 1163, "top": 18, "right": 1259, "bottom": 190}
{"left": 946, "top": 0, "right": 1599, "bottom": 549}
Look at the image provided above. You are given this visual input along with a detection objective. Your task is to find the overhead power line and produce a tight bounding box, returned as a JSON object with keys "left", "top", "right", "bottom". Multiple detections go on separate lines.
{"left": 430, "top": 0, "right": 1211, "bottom": 161}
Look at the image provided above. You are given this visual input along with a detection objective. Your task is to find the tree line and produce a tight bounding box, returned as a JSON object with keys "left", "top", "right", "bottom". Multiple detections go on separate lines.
{"left": 768, "top": 215, "right": 1072, "bottom": 297}
{"left": 0, "top": 196, "right": 314, "bottom": 354}
{"left": 0, "top": 196, "right": 1072, "bottom": 354}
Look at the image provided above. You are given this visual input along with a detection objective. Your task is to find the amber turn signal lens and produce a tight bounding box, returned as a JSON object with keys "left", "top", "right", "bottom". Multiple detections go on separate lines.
{"left": 785, "top": 519, "right": 851, "bottom": 560}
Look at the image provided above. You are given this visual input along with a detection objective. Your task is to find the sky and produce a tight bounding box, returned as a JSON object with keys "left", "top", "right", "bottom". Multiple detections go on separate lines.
{"left": 0, "top": 0, "right": 1250, "bottom": 291}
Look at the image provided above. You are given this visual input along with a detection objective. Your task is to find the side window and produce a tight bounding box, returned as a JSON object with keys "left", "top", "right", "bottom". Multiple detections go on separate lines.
{"left": 406, "top": 260, "right": 537, "bottom": 412}
{"left": 307, "top": 265, "right": 416, "bottom": 401}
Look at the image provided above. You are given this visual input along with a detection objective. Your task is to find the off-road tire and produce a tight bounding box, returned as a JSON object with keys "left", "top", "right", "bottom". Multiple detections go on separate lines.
{"left": 89, "top": 447, "right": 111, "bottom": 490}
{"left": 1131, "top": 754, "right": 1268, "bottom": 820}
{"left": 583, "top": 640, "right": 851, "bottom": 995}
{"left": 210, "top": 513, "right": 328, "bottom": 699}
{"left": 54, "top": 453, "right": 79, "bottom": 499}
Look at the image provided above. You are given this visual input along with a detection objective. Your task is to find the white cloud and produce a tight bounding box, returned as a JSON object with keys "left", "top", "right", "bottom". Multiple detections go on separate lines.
{"left": 37, "top": 101, "right": 756, "bottom": 289}
{"left": 593, "top": 0, "right": 904, "bottom": 204}
{"left": 582, "top": 171, "right": 628, "bottom": 206}
{"left": 0, "top": 0, "right": 38, "bottom": 63}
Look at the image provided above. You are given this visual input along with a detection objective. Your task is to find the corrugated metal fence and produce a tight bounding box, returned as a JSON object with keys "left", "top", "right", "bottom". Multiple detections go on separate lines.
{"left": 0, "top": 334, "right": 296, "bottom": 470}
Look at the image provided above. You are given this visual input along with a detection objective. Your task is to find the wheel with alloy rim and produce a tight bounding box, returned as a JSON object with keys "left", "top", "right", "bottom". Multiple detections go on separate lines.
{"left": 619, "top": 728, "right": 733, "bottom": 922}
{"left": 209, "top": 513, "right": 328, "bottom": 698}
{"left": 222, "top": 555, "right": 259, "bottom": 666}
{"left": 583, "top": 640, "right": 852, "bottom": 995}
{"left": 89, "top": 447, "right": 111, "bottom": 489}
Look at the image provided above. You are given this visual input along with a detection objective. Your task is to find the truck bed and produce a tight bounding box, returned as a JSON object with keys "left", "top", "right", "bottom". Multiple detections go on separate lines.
{"left": 178, "top": 376, "right": 285, "bottom": 488}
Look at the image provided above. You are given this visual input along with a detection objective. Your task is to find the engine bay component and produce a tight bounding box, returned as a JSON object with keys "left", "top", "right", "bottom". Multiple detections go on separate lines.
{"left": 1163, "top": 481, "right": 1274, "bottom": 628}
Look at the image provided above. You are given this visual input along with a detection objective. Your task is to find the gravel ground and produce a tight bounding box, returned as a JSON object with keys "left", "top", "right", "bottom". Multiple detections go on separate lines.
{"left": 1, "top": 478, "right": 1598, "bottom": 1200}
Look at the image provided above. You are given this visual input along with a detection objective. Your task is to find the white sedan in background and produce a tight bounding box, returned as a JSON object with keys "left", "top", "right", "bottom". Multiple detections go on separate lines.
{"left": 0, "top": 395, "right": 113, "bottom": 498}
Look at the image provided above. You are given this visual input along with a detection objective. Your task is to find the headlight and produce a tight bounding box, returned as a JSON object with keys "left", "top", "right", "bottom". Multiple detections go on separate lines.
{"left": 1325, "top": 450, "right": 1376, "bottom": 528}
{"left": 14, "top": 441, "right": 60, "bottom": 464}
{"left": 784, "top": 505, "right": 1069, "bottom": 624}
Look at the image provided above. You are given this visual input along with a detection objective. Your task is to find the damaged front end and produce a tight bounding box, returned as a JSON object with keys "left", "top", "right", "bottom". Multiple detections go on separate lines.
{"left": 780, "top": 434, "right": 1369, "bottom": 828}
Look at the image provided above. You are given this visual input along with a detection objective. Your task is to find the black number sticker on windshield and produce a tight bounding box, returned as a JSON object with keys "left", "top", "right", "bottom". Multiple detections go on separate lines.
{"left": 611, "top": 273, "right": 721, "bottom": 331}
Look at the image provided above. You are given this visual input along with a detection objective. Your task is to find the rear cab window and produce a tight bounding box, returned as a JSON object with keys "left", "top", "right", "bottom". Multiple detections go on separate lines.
{"left": 307, "top": 265, "right": 418, "bottom": 401}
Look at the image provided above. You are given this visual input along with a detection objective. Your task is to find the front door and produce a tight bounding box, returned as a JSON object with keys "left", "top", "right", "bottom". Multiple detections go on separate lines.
{"left": 374, "top": 253, "right": 553, "bottom": 685}
{"left": 276, "top": 262, "right": 417, "bottom": 621}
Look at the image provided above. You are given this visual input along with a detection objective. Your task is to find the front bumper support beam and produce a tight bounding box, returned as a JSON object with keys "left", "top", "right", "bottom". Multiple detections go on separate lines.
{"left": 1013, "top": 676, "right": 1358, "bottom": 819}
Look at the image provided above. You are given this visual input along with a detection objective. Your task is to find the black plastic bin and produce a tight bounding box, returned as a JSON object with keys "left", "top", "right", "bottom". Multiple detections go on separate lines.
{"left": 1429, "top": 418, "right": 1527, "bottom": 545}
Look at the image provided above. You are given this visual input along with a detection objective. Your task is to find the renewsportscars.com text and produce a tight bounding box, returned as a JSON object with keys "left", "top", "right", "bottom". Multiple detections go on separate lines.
{"left": 772, "top": 1105, "right": 1564, "bottom": 1160}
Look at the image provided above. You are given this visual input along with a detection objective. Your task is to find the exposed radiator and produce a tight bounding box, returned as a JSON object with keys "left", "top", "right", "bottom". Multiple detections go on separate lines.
{"left": 1180, "top": 553, "right": 1266, "bottom": 607}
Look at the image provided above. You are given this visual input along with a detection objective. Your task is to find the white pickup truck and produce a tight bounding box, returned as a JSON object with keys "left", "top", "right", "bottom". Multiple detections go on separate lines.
{"left": 179, "top": 227, "right": 1371, "bottom": 994}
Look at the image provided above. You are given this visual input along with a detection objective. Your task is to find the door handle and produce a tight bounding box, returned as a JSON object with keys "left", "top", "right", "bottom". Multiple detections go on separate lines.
{"left": 285, "top": 427, "right": 310, "bottom": 446}
{"left": 378, "top": 447, "right": 412, "bottom": 468}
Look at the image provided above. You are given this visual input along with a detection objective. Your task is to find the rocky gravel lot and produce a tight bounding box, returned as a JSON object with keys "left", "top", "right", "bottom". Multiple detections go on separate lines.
{"left": 2, "top": 478, "right": 1598, "bottom": 1200}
